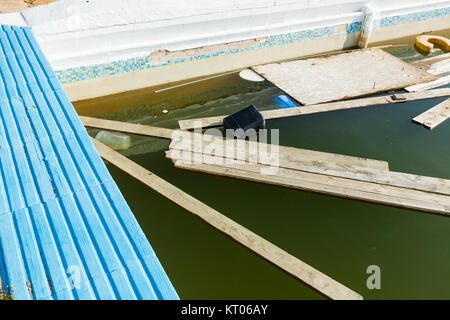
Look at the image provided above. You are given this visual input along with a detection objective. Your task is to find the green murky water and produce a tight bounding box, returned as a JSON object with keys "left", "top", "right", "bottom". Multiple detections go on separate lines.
{"left": 86, "top": 48, "right": 450, "bottom": 300}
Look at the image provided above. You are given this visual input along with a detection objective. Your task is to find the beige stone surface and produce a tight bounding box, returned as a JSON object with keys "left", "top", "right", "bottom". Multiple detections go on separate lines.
{"left": 0, "top": 0, "right": 57, "bottom": 13}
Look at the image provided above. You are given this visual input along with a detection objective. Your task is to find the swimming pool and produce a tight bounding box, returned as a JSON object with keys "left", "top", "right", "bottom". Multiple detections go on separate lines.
{"left": 79, "top": 46, "right": 450, "bottom": 299}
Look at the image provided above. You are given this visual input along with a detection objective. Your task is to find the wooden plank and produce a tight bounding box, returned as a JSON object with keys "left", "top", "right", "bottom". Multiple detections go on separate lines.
{"left": 412, "top": 53, "right": 450, "bottom": 69}
{"left": 178, "top": 88, "right": 450, "bottom": 130}
{"left": 413, "top": 58, "right": 450, "bottom": 76}
{"left": 413, "top": 98, "right": 450, "bottom": 130}
{"left": 82, "top": 117, "right": 450, "bottom": 195}
{"left": 170, "top": 135, "right": 389, "bottom": 171}
{"left": 252, "top": 48, "right": 436, "bottom": 105}
{"left": 80, "top": 116, "right": 389, "bottom": 170}
{"left": 80, "top": 116, "right": 175, "bottom": 139}
{"left": 405, "top": 75, "right": 450, "bottom": 92}
{"left": 407, "top": 55, "right": 450, "bottom": 92}
{"left": 168, "top": 151, "right": 450, "bottom": 216}
{"left": 168, "top": 150, "right": 450, "bottom": 205}
{"left": 91, "top": 137, "right": 363, "bottom": 300}
{"left": 170, "top": 139, "right": 450, "bottom": 196}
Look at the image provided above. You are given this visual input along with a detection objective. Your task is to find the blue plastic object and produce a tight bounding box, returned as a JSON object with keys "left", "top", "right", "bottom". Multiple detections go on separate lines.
{"left": 273, "top": 95, "right": 297, "bottom": 109}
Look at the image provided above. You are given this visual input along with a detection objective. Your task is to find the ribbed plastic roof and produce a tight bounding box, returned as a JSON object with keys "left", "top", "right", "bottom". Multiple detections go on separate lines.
{"left": 0, "top": 25, "right": 178, "bottom": 300}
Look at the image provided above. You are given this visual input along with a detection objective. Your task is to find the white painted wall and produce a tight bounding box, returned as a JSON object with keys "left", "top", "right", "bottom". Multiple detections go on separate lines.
{"left": 0, "top": 0, "right": 449, "bottom": 71}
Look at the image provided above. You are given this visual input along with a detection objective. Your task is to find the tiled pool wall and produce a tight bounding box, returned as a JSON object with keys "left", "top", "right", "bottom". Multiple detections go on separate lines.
{"left": 55, "top": 6, "right": 450, "bottom": 85}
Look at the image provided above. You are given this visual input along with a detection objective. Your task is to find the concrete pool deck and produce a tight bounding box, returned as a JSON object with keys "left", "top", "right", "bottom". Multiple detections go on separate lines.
{"left": 0, "top": 0, "right": 448, "bottom": 103}
{"left": 0, "top": 24, "right": 178, "bottom": 300}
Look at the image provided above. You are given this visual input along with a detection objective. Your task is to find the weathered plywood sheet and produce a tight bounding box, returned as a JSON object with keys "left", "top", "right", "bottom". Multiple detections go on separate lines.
{"left": 413, "top": 98, "right": 450, "bottom": 130}
{"left": 252, "top": 48, "right": 437, "bottom": 105}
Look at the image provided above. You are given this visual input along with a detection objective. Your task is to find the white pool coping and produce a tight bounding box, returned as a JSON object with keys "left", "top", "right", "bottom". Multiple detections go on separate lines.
{"left": 1, "top": 0, "right": 447, "bottom": 70}
{"left": 1, "top": 0, "right": 448, "bottom": 101}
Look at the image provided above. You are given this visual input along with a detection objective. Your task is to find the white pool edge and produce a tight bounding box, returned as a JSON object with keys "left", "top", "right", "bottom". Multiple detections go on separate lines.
{"left": 1, "top": 0, "right": 448, "bottom": 101}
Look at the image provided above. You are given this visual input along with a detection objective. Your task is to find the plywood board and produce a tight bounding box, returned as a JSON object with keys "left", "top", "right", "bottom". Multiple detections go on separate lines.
{"left": 252, "top": 48, "right": 437, "bottom": 105}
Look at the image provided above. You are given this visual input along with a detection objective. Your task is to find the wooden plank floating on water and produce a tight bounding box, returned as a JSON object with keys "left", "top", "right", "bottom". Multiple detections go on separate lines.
{"left": 178, "top": 88, "right": 450, "bottom": 130}
{"left": 80, "top": 116, "right": 175, "bottom": 139}
{"left": 81, "top": 117, "right": 450, "bottom": 196}
{"left": 252, "top": 48, "right": 436, "bottom": 105}
{"left": 413, "top": 98, "right": 450, "bottom": 130}
{"left": 91, "top": 138, "right": 362, "bottom": 300}
{"left": 412, "top": 53, "right": 450, "bottom": 69}
{"left": 167, "top": 150, "right": 450, "bottom": 205}
{"left": 80, "top": 115, "right": 389, "bottom": 171}
{"left": 406, "top": 75, "right": 450, "bottom": 92}
{"left": 170, "top": 139, "right": 450, "bottom": 196}
{"left": 413, "top": 57, "right": 450, "bottom": 76}
{"left": 81, "top": 117, "right": 450, "bottom": 195}
{"left": 170, "top": 136, "right": 389, "bottom": 171}
{"left": 168, "top": 150, "right": 450, "bottom": 216}
{"left": 407, "top": 55, "right": 450, "bottom": 92}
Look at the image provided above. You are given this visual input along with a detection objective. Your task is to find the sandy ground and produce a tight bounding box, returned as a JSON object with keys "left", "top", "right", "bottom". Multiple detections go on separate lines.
{"left": 0, "top": 0, "right": 57, "bottom": 13}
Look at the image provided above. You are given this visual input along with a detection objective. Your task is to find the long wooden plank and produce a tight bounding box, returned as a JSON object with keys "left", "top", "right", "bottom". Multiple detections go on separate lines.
{"left": 168, "top": 151, "right": 450, "bottom": 216}
{"left": 413, "top": 98, "right": 450, "bottom": 129}
{"left": 178, "top": 88, "right": 450, "bottom": 130}
{"left": 91, "top": 137, "right": 362, "bottom": 300}
{"left": 81, "top": 117, "right": 450, "bottom": 196}
{"left": 169, "top": 139, "right": 450, "bottom": 196}
{"left": 406, "top": 55, "right": 450, "bottom": 91}
{"left": 414, "top": 58, "right": 450, "bottom": 76}
{"left": 252, "top": 48, "right": 436, "bottom": 105}
{"left": 405, "top": 75, "right": 450, "bottom": 92}
{"left": 80, "top": 116, "right": 175, "bottom": 139}
{"left": 412, "top": 53, "right": 450, "bottom": 69}
{"left": 167, "top": 150, "right": 450, "bottom": 206}
{"left": 170, "top": 135, "right": 389, "bottom": 171}
{"left": 80, "top": 116, "right": 389, "bottom": 170}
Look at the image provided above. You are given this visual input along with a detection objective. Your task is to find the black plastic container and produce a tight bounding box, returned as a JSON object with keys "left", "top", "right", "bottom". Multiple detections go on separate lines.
{"left": 223, "top": 105, "right": 265, "bottom": 139}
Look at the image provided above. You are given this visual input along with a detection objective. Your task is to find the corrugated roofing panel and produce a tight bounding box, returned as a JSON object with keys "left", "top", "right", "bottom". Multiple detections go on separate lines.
{"left": 0, "top": 25, "right": 178, "bottom": 300}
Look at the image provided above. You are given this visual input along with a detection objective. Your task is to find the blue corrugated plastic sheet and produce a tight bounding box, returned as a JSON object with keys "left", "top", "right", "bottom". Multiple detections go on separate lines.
{"left": 0, "top": 25, "right": 178, "bottom": 300}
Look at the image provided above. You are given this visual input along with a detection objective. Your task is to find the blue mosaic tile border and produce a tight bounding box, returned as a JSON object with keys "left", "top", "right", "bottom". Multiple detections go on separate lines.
{"left": 375, "top": 6, "right": 450, "bottom": 28}
{"left": 55, "top": 23, "right": 351, "bottom": 84}
{"left": 55, "top": 6, "right": 449, "bottom": 85}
